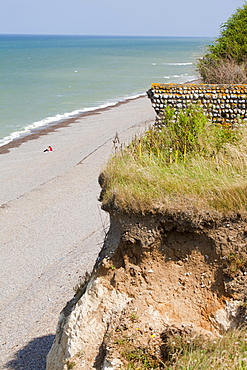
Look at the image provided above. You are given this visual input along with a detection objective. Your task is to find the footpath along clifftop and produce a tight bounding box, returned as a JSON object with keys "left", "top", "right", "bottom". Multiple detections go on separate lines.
{"left": 46, "top": 84, "right": 247, "bottom": 370}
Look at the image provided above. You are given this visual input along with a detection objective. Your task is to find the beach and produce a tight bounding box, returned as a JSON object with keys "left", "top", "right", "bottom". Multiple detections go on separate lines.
{"left": 0, "top": 96, "right": 155, "bottom": 369}
{"left": 0, "top": 35, "right": 207, "bottom": 148}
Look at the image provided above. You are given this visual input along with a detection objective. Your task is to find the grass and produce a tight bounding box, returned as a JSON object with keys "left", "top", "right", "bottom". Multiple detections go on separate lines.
{"left": 100, "top": 105, "right": 247, "bottom": 216}
{"left": 124, "top": 347, "right": 165, "bottom": 369}
{"left": 114, "top": 327, "right": 247, "bottom": 369}
{"left": 165, "top": 327, "right": 247, "bottom": 369}
{"left": 66, "top": 360, "right": 76, "bottom": 369}
{"left": 114, "top": 334, "right": 165, "bottom": 369}
{"left": 227, "top": 252, "right": 247, "bottom": 277}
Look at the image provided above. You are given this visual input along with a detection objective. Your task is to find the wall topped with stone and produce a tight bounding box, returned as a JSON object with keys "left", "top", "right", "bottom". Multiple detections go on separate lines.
{"left": 147, "top": 83, "right": 247, "bottom": 126}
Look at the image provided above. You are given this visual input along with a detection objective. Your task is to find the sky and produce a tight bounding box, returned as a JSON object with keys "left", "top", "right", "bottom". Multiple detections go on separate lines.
{"left": 0, "top": 0, "right": 245, "bottom": 37}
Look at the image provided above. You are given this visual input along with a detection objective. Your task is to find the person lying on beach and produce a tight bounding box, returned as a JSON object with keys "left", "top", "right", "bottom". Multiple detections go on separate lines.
{"left": 43, "top": 146, "right": 53, "bottom": 152}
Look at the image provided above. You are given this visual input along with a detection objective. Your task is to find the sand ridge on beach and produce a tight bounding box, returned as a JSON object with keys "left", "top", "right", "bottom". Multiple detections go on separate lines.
{"left": 0, "top": 96, "right": 155, "bottom": 369}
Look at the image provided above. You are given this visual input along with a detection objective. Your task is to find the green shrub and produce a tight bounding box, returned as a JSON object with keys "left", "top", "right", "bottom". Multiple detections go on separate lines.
{"left": 100, "top": 106, "right": 247, "bottom": 215}
{"left": 208, "top": 2, "right": 247, "bottom": 63}
{"left": 197, "top": 2, "right": 247, "bottom": 83}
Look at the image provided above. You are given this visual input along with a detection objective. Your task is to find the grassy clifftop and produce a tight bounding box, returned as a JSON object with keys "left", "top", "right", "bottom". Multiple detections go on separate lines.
{"left": 48, "top": 106, "right": 247, "bottom": 370}
{"left": 94, "top": 105, "right": 247, "bottom": 369}
{"left": 100, "top": 105, "right": 247, "bottom": 219}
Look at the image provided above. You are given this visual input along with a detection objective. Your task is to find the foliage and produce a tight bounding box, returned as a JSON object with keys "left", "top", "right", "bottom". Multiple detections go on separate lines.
{"left": 114, "top": 327, "right": 247, "bottom": 369}
{"left": 113, "top": 333, "right": 165, "bottom": 369}
{"left": 100, "top": 105, "right": 247, "bottom": 215}
{"left": 66, "top": 360, "right": 76, "bottom": 369}
{"left": 208, "top": 2, "right": 247, "bottom": 63}
{"left": 161, "top": 105, "right": 209, "bottom": 160}
{"left": 124, "top": 346, "right": 164, "bottom": 369}
{"left": 197, "top": 57, "right": 247, "bottom": 84}
{"left": 197, "top": 2, "right": 247, "bottom": 83}
{"left": 129, "top": 105, "right": 239, "bottom": 164}
{"left": 164, "top": 327, "right": 247, "bottom": 369}
{"left": 226, "top": 252, "right": 247, "bottom": 277}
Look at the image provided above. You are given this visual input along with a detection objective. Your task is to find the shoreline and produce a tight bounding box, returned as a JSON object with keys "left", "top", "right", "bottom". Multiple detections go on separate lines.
{"left": 0, "top": 78, "right": 200, "bottom": 155}
{"left": 0, "top": 95, "right": 155, "bottom": 368}
{"left": 0, "top": 94, "right": 146, "bottom": 155}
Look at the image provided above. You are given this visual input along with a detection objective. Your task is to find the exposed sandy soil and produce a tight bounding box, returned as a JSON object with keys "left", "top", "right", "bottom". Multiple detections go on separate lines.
{"left": 49, "top": 210, "right": 247, "bottom": 369}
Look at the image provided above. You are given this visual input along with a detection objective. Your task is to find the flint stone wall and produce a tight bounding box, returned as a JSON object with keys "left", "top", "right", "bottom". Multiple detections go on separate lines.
{"left": 147, "top": 83, "right": 247, "bottom": 126}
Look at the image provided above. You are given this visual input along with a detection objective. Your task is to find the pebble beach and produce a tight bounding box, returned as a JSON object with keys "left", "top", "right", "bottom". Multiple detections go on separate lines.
{"left": 0, "top": 96, "right": 155, "bottom": 369}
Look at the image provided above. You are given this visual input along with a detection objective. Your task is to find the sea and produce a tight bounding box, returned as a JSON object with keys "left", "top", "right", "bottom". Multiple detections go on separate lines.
{"left": 0, "top": 35, "right": 212, "bottom": 147}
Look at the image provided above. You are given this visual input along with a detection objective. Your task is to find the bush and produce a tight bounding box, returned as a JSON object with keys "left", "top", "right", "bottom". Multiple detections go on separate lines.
{"left": 197, "top": 2, "right": 247, "bottom": 83}
{"left": 100, "top": 105, "right": 247, "bottom": 215}
{"left": 198, "top": 57, "right": 247, "bottom": 84}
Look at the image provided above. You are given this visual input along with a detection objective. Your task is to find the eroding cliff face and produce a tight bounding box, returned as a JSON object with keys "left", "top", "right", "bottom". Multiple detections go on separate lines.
{"left": 47, "top": 211, "right": 247, "bottom": 370}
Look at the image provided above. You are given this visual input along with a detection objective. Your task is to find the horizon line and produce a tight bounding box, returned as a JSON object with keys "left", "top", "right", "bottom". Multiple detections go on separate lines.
{"left": 0, "top": 33, "right": 214, "bottom": 39}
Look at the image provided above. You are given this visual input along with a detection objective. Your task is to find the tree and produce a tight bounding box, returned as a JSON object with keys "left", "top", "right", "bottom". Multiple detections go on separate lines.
{"left": 197, "top": 2, "right": 247, "bottom": 83}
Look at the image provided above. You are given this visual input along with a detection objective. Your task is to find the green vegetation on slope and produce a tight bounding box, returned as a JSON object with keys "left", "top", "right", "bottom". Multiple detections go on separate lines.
{"left": 165, "top": 327, "right": 247, "bottom": 369}
{"left": 197, "top": 2, "right": 247, "bottom": 83}
{"left": 100, "top": 105, "right": 247, "bottom": 215}
{"left": 117, "top": 327, "right": 247, "bottom": 369}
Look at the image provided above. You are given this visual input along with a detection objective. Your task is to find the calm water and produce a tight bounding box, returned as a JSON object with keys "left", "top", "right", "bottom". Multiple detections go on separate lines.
{"left": 0, "top": 35, "right": 212, "bottom": 146}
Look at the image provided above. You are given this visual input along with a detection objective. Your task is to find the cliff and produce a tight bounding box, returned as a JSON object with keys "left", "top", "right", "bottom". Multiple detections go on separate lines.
{"left": 46, "top": 206, "right": 247, "bottom": 369}
{"left": 46, "top": 85, "right": 247, "bottom": 369}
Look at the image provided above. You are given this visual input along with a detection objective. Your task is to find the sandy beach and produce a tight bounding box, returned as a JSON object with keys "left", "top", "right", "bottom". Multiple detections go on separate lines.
{"left": 0, "top": 96, "right": 155, "bottom": 369}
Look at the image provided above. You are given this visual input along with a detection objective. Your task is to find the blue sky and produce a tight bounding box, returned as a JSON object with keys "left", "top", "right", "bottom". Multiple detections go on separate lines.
{"left": 0, "top": 0, "right": 245, "bottom": 37}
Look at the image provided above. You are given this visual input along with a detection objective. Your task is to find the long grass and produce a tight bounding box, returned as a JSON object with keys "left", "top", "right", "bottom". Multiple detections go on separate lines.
{"left": 165, "top": 327, "right": 247, "bottom": 369}
{"left": 100, "top": 105, "right": 247, "bottom": 215}
{"left": 115, "top": 327, "right": 247, "bottom": 369}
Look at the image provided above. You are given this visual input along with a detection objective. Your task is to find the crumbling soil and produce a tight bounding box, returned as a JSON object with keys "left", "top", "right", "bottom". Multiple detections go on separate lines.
{"left": 48, "top": 210, "right": 247, "bottom": 369}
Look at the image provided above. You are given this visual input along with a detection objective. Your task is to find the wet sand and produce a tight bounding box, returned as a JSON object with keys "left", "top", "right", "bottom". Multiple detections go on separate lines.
{"left": 0, "top": 96, "right": 155, "bottom": 369}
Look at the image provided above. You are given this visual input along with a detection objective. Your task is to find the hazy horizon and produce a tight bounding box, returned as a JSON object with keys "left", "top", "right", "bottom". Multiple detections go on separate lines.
{"left": 0, "top": 0, "right": 245, "bottom": 38}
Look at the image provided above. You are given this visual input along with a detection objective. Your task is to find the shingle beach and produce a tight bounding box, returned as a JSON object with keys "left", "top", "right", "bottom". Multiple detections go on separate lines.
{"left": 0, "top": 96, "right": 155, "bottom": 369}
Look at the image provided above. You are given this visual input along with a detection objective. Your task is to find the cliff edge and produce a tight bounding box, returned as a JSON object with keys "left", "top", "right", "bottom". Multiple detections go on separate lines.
{"left": 46, "top": 207, "right": 247, "bottom": 369}
{"left": 47, "top": 94, "right": 247, "bottom": 369}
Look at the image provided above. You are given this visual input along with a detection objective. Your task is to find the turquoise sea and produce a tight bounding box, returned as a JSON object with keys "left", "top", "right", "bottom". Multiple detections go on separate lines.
{"left": 0, "top": 35, "right": 212, "bottom": 147}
